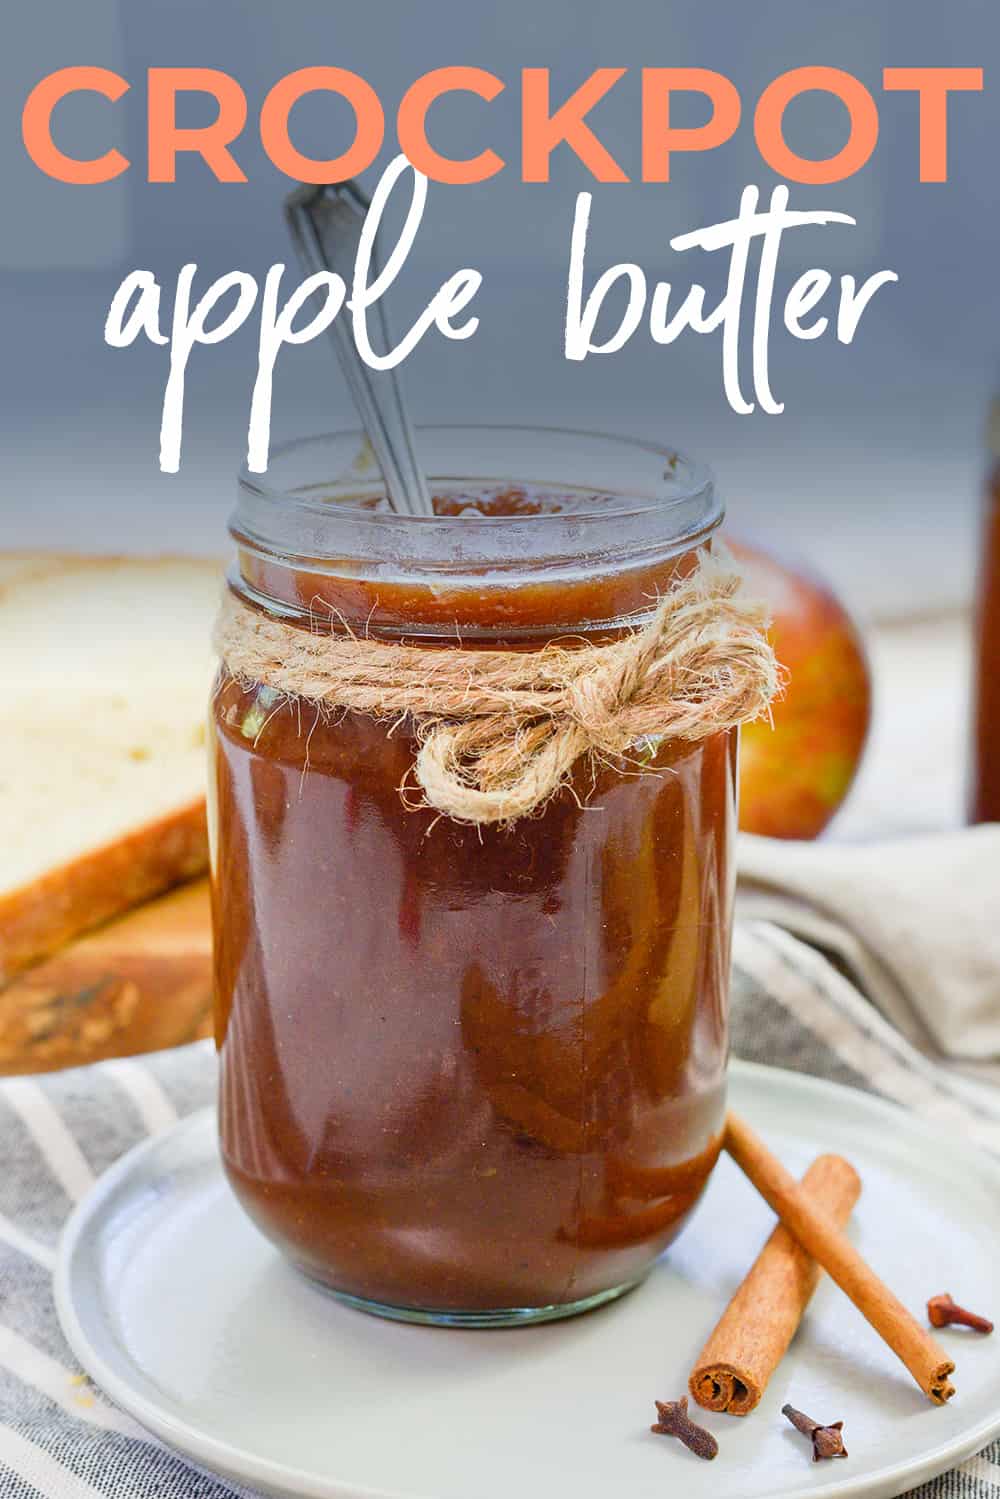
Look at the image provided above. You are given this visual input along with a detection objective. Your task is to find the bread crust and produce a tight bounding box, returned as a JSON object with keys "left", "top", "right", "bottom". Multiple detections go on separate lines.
{"left": 0, "top": 799, "right": 209, "bottom": 985}
{"left": 0, "top": 879, "right": 212, "bottom": 1075}
{"left": 0, "top": 550, "right": 221, "bottom": 591}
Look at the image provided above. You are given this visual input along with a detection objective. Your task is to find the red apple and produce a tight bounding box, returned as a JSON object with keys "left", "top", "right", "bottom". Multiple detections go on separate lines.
{"left": 728, "top": 537, "right": 872, "bottom": 840}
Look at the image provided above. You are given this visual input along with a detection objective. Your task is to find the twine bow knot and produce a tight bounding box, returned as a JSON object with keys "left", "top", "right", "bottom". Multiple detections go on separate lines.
{"left": 216, "top": 548, "right": 778, "bottom": 825}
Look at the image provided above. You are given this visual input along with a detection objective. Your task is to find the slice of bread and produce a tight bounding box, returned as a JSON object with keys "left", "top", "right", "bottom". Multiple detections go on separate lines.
{"left": 0, "top": 554, "right": 221, "bottom": 983}
{"left": 0, "top": 879, "right": 213, "bottom": 1075}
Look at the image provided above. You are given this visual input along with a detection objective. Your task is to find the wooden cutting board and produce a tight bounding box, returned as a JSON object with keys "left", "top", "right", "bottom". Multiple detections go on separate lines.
{"left": 0, "top": 880, "right": 213, "bottom": 1076}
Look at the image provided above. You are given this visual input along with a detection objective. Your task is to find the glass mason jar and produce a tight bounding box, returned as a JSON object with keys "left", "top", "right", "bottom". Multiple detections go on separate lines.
{"left": 971, "top": 396, "right": 1000, "bottom": 823}
{"left": 210, "top": 426, "right": 737, "bottom": 1327}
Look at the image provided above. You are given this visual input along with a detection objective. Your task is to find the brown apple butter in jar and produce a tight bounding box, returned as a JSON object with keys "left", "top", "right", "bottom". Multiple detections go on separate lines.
{"left": 210, "top": 427, "right": 736, "bottom": 1326}
{"left": 972, "top": 397, "right": 1000, "bottom": 823}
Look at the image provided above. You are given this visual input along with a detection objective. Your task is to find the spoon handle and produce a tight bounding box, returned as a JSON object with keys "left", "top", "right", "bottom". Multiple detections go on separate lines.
{"left": 285, "top": 179, "right": 434, "bottom": 518}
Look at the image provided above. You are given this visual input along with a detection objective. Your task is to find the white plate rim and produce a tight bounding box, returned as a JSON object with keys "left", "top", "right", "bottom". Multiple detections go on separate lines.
{"left": 53, "top": 1059, "right": 1000, "bottom": 1499}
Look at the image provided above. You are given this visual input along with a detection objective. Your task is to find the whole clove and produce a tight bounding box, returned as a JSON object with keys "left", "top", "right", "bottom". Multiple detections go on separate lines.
{"left": 651, "top": 1397, "right": 719, "bottom": 1460}
{"left": 781, "top": 1403, "right": 848, "bottom": 1462}
{"left": 927, "top": 1294, "right": 994, "bottom": 1334}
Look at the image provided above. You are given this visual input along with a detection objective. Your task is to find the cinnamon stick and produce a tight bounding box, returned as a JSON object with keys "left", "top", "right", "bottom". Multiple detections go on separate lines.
{"left": 724, "top": 1113, "right": 956, "bottom": 1405}
{"left": 690, "top": 1153, "right": 861, "bottom": 1415}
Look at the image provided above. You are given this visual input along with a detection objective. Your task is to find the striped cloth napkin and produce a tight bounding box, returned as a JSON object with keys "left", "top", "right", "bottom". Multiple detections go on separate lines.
{"left": 2, "top": 921, "right": 1000, "bottom": 1499}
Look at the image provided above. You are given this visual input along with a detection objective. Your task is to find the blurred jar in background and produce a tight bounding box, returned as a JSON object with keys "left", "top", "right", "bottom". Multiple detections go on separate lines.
{"left": 971, "top": 397, "right": 1000, "bottom": 823}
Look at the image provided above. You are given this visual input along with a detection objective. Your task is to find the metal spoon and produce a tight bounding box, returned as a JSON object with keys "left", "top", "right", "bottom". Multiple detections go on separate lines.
{"left": 285, "top": 178, "right": 435, "bottom": 518}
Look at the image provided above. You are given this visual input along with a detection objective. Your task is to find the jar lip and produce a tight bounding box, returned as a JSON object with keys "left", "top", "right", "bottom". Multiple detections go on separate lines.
{"left": 234, "top": 425, "right": 722, "bottom": 598}
{"left": 238, "top": 424, "right": 718, "bottom": 528}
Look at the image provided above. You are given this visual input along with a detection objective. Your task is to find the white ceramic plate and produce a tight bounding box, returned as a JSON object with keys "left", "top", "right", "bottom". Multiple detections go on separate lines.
{"left": 55, "top": 1060, "right": 1000, "bottom": 1499}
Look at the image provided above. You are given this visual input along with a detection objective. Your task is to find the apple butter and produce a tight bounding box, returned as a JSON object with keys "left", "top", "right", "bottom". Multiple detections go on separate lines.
{"left": 972, "top": 398, "right": 1000, "bottom": 822}
{"left": 211, "top": 427, "right": 736, "bottom": 1325}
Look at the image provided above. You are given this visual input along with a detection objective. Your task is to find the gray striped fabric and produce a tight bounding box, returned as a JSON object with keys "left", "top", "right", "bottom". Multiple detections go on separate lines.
{"left": 2, "top": 920, "right": 1000, "bottom": 1499}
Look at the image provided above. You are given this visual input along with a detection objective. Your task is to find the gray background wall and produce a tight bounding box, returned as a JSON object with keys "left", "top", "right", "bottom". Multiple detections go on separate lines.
{"left": 2, "top": 0, "right": 998, "bottom": 618}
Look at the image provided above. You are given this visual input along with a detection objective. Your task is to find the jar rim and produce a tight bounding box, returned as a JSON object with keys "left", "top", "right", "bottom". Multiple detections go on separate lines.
{"left": 232, "top": 426, "right": 722, "bottom": 623}
{"left": 238, "top": 424, "right": 717, "bottom": 530}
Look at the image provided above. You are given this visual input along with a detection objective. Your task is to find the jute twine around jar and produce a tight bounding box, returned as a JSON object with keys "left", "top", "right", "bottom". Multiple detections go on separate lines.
{"left": 215, "top": 548, "right": 778, "bottom": 826}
